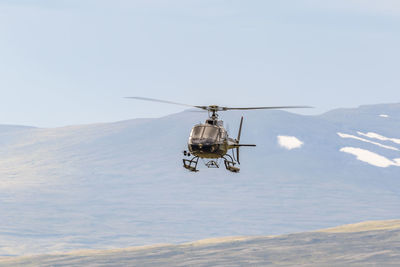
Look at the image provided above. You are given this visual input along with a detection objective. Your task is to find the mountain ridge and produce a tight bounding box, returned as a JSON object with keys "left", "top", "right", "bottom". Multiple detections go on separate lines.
{"left": 1, "top": 219, "right": 399, "bottom": 267}
{"left": 1, "top": 102, "right": 399, "bottom": 130}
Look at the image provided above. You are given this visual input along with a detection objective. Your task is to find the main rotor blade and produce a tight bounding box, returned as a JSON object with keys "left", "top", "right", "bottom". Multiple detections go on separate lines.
{"left": 125, "top": 97, "right": 208, "bottom": 110}
{"left": 224, "top": 106, "right": 313, "bottom": 110}
{"left": 187, "top": 110, "right": 208, "bottom": 113}
{"left": 125, "top": 97, "right": 313, "bottom": 111}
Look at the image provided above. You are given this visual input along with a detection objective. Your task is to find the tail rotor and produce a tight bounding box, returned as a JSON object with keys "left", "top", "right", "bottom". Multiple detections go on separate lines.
{"left": 236, "top": 116, "right": 243, "bottom": 164}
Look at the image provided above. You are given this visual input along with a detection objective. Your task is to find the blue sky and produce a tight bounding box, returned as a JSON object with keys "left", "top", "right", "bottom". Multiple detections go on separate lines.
{"left": 0, "top": 0, "right": 399, "bottom": 127}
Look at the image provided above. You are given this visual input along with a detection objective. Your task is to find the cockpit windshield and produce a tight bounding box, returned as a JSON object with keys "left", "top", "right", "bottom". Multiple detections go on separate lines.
{"left": 190, "top": 125, "right": 220, "bottom": 141}
{"left": 190, "top": 126, "right": 204, "bottom": 139}
{"left": 203, "top": 126, "right": 219, "bottom": 140}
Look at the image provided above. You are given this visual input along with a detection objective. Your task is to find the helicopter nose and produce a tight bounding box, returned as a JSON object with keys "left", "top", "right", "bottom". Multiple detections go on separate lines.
{"left": 190, "top": 143, "right": 218, "bottom": 153}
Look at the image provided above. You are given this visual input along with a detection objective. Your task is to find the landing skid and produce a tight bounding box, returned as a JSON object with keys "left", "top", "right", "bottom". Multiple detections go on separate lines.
{"left": 182, "top": 154, "right": 239, "bottom": 172}
{"left": 223, "top": 154, "right": 240, "bottom": 173}
{"left": 183, "top": 156, "right": 199, "bottom": 172}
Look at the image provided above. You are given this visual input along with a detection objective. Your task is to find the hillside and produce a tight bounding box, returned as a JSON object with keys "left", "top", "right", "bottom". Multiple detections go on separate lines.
{"left": 1, "top": 220, "right": 399, "bottom": 266}
{"left": 0, "top": 103, "right": 399, "bottom": 256}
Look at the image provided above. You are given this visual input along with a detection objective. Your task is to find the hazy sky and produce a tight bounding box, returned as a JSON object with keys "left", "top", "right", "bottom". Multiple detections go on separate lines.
{"left": 0, "top": 0, "right": 399, "bottom": 127}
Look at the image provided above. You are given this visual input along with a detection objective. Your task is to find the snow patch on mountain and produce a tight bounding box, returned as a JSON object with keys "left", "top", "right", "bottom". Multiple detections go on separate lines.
{"left": 357, "top": 132, "right": 400, "bottom": 145}
{"left": 337, "top": 132, "right": 399, "bottom": 151}
{"left": 340, "top": 147, "right": 400, "bottom": 168}
{"left": 277, "top": 136, "right": 303, "bottom": 150}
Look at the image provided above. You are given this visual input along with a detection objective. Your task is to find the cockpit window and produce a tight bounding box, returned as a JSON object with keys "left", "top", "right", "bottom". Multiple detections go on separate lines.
{"left": 190, "top": 126, "right": 204, "bottom": 139}
{"left": 190, "top": 125, "right": 220, "bottom": 141}
{"left": 219, "top": 129, "right": 226, "bottom": 139}
{"left": 203, "top": 126, "right": 219, "bottom": 140}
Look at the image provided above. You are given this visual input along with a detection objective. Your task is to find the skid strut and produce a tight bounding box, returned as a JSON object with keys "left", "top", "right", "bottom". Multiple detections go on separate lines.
{"left": 183, "top": 156, "right": 199, "bottom": 172}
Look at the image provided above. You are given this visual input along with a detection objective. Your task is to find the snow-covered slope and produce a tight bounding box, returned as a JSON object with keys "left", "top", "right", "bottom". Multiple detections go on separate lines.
{"left": 0, "top": 103, "right": 399, "bottom": 256}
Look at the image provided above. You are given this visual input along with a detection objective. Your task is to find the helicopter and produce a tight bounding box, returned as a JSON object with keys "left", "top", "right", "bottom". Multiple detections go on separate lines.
{"left": 126, "top": 97, "right": 311, "bottom": 172}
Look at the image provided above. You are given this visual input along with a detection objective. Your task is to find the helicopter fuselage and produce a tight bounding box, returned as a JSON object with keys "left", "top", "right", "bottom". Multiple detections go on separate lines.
{"left": 187, "top": 119, "right": 237, "bottom": 159}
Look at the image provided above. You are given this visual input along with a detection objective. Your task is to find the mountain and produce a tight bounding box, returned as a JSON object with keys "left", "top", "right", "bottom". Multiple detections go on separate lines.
{"left": 1, "top": 220, "right": 399, "bottom": 266}
{"left": 0, "top": 103, "right": 399, "bottom": 256}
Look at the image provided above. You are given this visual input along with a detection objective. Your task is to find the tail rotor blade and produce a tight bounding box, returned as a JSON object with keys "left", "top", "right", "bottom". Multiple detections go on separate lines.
{"left": 237, "top": 116, "right": 243, "bottom": 142}
{"left": 236, "top": 116, "right": 243, "bottom": 164}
